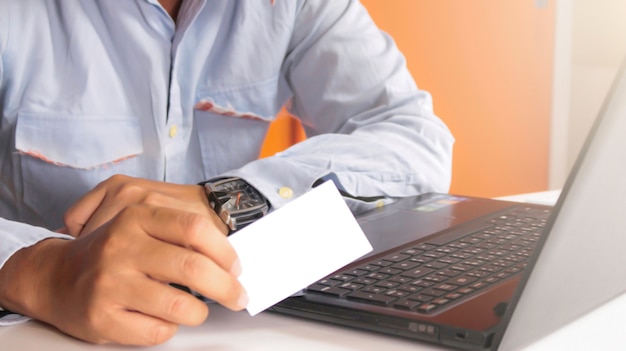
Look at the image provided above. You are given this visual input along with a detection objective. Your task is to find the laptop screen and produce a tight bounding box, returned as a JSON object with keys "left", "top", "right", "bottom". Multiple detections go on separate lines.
{"left": 495, "top": 58, "right": 626, "bottom": 350}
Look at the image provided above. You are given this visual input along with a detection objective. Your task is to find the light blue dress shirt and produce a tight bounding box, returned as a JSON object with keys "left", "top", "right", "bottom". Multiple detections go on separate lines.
{"left": 0, "top": 0, "right": 454, "bottom": 322}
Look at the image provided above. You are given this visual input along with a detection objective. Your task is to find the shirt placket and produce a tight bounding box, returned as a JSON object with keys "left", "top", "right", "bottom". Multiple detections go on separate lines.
{"left": 164, "top": 0, "right": 207, "bottom": 182}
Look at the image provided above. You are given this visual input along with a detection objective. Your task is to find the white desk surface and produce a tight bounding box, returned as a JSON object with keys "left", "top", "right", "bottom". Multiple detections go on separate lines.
{"left": 2, "top": 295, "right": 625, "bottom": 351}
{"left": 2, "top": 190, "right": 625, "bottom": 351}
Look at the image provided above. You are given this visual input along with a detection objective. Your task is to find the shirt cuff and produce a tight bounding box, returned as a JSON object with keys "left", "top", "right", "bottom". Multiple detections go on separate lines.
{"left": 0, "top": 311, "right": 30, "bottom": 326}
{"left": 0, "top": 218, "right": 73, "bottom": 270}
{"left": 0, "top": 218, "right": 74, "bottom": 325}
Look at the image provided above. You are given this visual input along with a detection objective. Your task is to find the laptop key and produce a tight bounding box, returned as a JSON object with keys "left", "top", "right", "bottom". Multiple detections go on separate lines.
{"left": 415, "top": 243, "right": 438, "bottom": 251}
{"left": 423, "top": 275, "right": 447, "bottom": 283}
{"left": 467, "top": 270, "right": 490, "bottom": 278}
{"left": 352, "top": 277, "right": 377, "bottom": 285}
{"left": 366, "top": 272, "right": 390, "bottom": 280}
{"left": 398, "top": 284, "right": 423, "bottom": 293}
{"left": 371, "top": 259, "right": 394, "bottom": 267}
{"left": 449, "top": 276, "right": 477, "bottom": 285}
{"left": 344, "top": 269, "right": 369, "bottom": 277}
{"left": 332, "top": 274, "right": 355, "bottom": 282}
{"left": 401, "top": 248, "right": 425, "bottom": 255}
{"left": 361, "top": 286, "right": 387, "bottom": 294}
{"left": 391, "top": 260, "right": 422, "bottom": 270}
{"left": 418, "top": 303, "right": 438, "bottom": 313}
{"left": 438, "top": 269, "right": 461, "bottom": 277}
{"left": 425, "top": 261, "right": 448, "bottom": 270}
{"left": 421, "top": 288, "right": 447, "bottom": 297}
{"left": 347, "top": 291, "right": 397, "bottom": 305}
{"left": 385, "top": 289, "right": 410, "bottom": 298}
{"left": 318, "top": 278, "right": 343, "bottom": 287}
{"left": 411, "top": 255, "right": 434, "bottom": 263}
{"left": 307, "top": 284, "right": 351, "bottom": 297}
{"left": 379, "top": 267, "right": 403, "bottom": 275}
{"left": 381, "top": 253, "right": 411, "bottom": 262}
{"left": 401, "top": 267, "right": 435, "bottom": 279}
{"left": 438, "top": 257, "right": 462, "bottom": 265}
{"left": 340, "top": 282, "right": 364, "bottom": 290}
{"left": 411, "top": 279, "right": 435, "bottom": 288}
{"left": 434, "top": 283, "right": 458, "bottom": 291}
{"left": 388, "top": 275, "right": 413, "bottom": 284}
{"left": 375, "top": 280, "right": 400, "bottom": 289}
{"left": 407, "top": 293, "right": 433, "bottom": 303}
{"left": 358, "top": 264, "right": 382, "bottom": 271}
{"left": 393, "top": 299, "right": 422, "bottom": 310}
{"left": 431, "top": 297, "right": 451, "bottom": 306}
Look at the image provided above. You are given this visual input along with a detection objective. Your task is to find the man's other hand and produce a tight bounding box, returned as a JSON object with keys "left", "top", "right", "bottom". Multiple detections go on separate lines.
{"left": 0, "top": 205, "right": 247, "bottom": 345}
{"left": 63, "top": 175, "right": 229, "bottom": 237}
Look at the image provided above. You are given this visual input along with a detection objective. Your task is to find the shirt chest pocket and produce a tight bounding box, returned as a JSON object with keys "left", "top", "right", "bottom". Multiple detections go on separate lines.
{"left": 15, "top": 112, "right": 143, "bottom": 229}
{"left": 193, "top": 75, "right": 285, "bottom": 176}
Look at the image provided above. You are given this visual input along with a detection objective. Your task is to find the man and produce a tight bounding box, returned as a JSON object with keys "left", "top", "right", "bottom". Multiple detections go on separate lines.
{"left": 0, "top": 0, "right": 454, "bottom": 346}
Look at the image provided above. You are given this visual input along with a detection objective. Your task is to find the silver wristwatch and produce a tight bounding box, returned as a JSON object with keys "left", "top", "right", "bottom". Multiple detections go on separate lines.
{"left": 203, "top": 177, "right": 269, "bottom": 233}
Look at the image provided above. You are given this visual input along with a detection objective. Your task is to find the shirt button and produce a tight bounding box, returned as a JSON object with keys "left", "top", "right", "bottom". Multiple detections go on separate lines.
{"left": 169, "top": 125, "right": 178, "bottom": 138}
{"left": 278, "top": 186, "right": 293, "bottom": 199}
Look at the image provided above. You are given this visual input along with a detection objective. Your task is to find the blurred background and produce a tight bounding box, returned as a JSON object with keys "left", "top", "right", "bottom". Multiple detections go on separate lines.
{"left": 261, "top": 0, "right": 626, "bottom": 198}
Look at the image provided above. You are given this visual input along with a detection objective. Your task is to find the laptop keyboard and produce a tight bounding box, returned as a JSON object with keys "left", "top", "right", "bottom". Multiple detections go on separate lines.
{"left": 306, "top": 206, "right": 551, "bottom": 314}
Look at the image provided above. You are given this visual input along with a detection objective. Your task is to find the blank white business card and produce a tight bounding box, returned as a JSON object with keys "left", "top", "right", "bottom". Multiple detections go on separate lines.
{"left": 228, "top": 181, "right": 373, "bottom": 316}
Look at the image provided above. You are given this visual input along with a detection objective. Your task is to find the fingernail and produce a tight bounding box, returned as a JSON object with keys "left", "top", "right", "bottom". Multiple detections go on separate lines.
{"left": 238, "top": 291, "right": 249, "bottom": 309}
{"left": 230, "top": 259, "right": 242, "bottom": 277}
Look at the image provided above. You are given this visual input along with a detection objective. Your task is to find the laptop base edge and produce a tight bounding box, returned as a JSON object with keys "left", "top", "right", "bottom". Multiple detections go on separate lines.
{"left": 270, "top": 297, "right": 495, "bottom": 351}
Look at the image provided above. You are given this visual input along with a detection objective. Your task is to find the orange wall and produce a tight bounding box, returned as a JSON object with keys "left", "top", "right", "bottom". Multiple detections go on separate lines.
{"left": 259, "top": 109, "right": 304, "bottom": 158}
{"left": 261, "top": 1, "right": 555, "bottom": 198}
{"left": 360, "top": 0, "right": 555, "bottom": 197}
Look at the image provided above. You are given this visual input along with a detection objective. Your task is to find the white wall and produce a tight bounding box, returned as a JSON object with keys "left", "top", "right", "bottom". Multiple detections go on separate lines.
{"left": 550, "top": 0, "right": 626, "bottom": 188}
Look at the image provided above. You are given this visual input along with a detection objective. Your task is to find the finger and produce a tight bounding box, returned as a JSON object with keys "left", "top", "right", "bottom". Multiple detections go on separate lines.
{"left": 65, "top": 175, "right": 154, "bottom": 237}
{"left": 132, "top": 206, "right": 240, "bottom": 274}
{"left": 63, "top": 184, "right": 108, "bottom": 237}
{"left": 68, "top": 179, "right": 217, "bottom": 238}
{"left": 118, "top": 273, "right": 209, "bottom": 326}
{"left": 150, "top": 252, "right": 246, "bottom": 311}
{"left": 103, "top": 310, "right": 179, "bottom": 346}
{"left": 80, "top": 191, "right": 182, "bottom": 238}
{"left": 133, "top": 233, "right": 246, "bottom": 311}
{"left": 55, "top": 227, "right": 69, "bottom": 234}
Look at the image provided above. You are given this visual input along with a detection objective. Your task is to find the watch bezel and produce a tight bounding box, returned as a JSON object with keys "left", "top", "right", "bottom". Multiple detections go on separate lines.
{"left": 204, "top": 177, "right": 269, "bottom": 232}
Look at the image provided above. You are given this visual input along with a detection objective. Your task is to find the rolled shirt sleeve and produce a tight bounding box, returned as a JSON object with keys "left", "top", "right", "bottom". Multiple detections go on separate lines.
{"left": 227, "top": 0, "right": 454, "bottom": 213}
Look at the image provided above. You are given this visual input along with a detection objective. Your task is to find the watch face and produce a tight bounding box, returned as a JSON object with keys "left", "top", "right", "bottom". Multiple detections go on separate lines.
{"left": 207, "top": 178, "right": 269, "bottom": 231}
{"left": 213, "top": 179, "right": 265, "bottom": 212}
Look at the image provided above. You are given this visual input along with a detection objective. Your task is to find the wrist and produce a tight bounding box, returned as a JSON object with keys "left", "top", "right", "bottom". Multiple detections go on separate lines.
{"left": 0, "top": 238, "right": 68, "bottom": 322}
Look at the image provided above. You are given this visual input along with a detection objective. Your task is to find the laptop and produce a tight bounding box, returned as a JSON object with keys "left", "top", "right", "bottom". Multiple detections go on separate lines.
{"left": 270, "top": 59, "right": 626, "bottom": 350}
